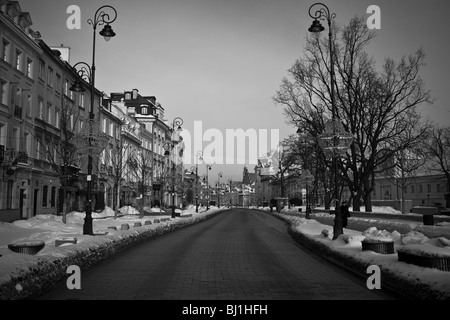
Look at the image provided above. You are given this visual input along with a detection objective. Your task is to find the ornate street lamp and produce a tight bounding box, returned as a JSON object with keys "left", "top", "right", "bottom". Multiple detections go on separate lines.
{"left": 204, "top": 164, "right": 212, "bottom": 210}
{"left": 194, "top": 151, "right": 203, "bottom": 212}
{"left": 163, "top": 117, "right": 184, "bottom": 218}
{"left": 308, "top": 3, "right": 353, "bottom": 239}
{"left": 70, "top": 5, "right": 117, "bottom": 235}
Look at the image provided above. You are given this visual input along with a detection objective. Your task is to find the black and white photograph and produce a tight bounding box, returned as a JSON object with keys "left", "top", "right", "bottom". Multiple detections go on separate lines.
{"left": 1, "top": 0, "right": 450, "bottom": 311}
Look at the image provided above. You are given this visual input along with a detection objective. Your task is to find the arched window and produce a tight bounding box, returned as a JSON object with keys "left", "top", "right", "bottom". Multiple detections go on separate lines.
{"left": 51, "top": 187, "right": 56, "bottom": 207}
{"left": 141, "top": 106, "right": 148, "bottom": 115}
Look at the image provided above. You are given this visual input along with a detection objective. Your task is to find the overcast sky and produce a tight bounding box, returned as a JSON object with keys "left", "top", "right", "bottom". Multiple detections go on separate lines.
{"left": 17, "top": 0, "right": 450, "bottom": 183}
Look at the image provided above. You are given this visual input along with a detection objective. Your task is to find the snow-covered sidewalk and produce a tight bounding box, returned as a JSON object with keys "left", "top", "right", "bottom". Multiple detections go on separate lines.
{"left": 0, "top": 205, "right": 226, "bottom": 299}
{"left": 255, "top": 205, "right": 450, "bottom": 299}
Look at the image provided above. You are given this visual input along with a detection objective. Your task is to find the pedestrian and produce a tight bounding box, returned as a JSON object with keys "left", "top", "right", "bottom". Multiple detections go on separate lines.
{"left": 340, "top": 200, "right": 351, "bottom": 228}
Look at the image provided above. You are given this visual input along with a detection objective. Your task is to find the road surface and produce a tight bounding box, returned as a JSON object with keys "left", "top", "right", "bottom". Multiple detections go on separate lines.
{"left": 36, "top": 208, "right": 400, "bottom": 300}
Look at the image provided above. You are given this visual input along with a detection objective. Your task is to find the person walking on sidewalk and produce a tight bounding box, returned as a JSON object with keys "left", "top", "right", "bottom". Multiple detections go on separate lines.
{"left": 340, "top": 201, "right": 351, "bottom": 228}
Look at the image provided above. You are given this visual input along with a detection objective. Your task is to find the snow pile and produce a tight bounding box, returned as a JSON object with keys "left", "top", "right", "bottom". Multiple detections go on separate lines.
{"left": 362, "top": 227, "right": 402, "bottom": 243}
{"left": 401, "top": 230, "right": 429, "bottom": 245}
{"left": 118, "top": 206, "right": 140, "bottom": 215}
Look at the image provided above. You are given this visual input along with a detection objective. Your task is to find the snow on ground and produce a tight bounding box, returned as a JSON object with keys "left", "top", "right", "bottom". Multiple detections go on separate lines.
{"left": 1, "top": 205, "right": 450, "bottom": 299}
{"left": 266, "top": 205, "right": 450, "bottom": 298}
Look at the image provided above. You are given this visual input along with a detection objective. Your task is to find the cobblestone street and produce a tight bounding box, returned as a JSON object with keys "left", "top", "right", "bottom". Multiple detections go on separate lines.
{"left": 37, "top": 209, "right": 399, "bottom": 300}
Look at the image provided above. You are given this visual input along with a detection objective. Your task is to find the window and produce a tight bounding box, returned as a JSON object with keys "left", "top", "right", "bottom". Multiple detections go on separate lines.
{"left": 419, "top": 185, "right": 423, "bottom": 193}
{"left": 26, "top": 58, "right": 33, "bottom": 78}
{"left": 51, "top": 187, "right": 56, "bottom": 207}
{"left": 15, "top": 49, "right": 22, "bottom": 71}
{"left": 26, "top": 94, "right": 32, "bottom": 117}
{"left": 55, "top": 110, "right": 60, "bottom": 128}
{"left": 0, "top": 122, "right": 6, "bottom": 146}
{"left": 102, "top": 118, "right": 107, "bottom": 133}
{"left": 1, "top": 38, "right": 10, "bottom": 62}
{"left": 12, "top": 127, "right": 19, "bottom": 151}
{"left": 47, "top": 67, "right": 53, "bottom": 87}
{"left": 141, "top": 106, "right": 148, "bottom": 115}
{"left": 15, "top": 87, "right": 21, "bottom": 107}
{"left": 36, "top": 140, "right": 41, "bottom": 159}
{"left": 25, "top": 132, "right": 31, "bottom": 156}
{"left": 427, "top": 184, "right": 431, "bottom": 193}
{"left": 47, "top": 104, "right": 52, "bottom": 125}
{"left": 411, "top": 185, "right": 414, "bottom": 193}
{"left": 110, "top": 122, "right": 114, "bottom": 137}
{"left": 437, "top": 184, "right": 441, "bottom": 193}
{"left": 80, "top": 93, "right": 85, "bottom": 108}
{"left": 42, "top": 186, "right": 48, "bottom": 208}
{"left": 0, "top": 80, "right": 8, "bottom": 105}
{"left": 56, "top": 74, "right": 61, "bottom": 92}
{"left": 64, "top": 79, "right": 69, "bottom": 95}
{"left": 38, "top": 97, "right": 44, "bottom": 119}
{"left": 38, "top": 59, "right": 45, "bottom": 79}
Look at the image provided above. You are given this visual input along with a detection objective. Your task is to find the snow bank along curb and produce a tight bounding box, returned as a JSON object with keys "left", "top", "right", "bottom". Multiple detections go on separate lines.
{"left": 0, "top": 209, "right": 228, "bottom": 300}
{"left": 254, "top": 209, "right": 450, "bottom": 300}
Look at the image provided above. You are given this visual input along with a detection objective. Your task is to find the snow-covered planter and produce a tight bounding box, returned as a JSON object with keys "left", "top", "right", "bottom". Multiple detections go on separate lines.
{"left": 7, "top": 241, "right": 45, "bottom": 255}
{"left": 398, "top": 244, "right": 450, "bottom": 272}
{"left": 360, "top": 227, "right": 396, "bottom": 254}
{"left": 361, "top": 238, "right": 395, "bottom": 254}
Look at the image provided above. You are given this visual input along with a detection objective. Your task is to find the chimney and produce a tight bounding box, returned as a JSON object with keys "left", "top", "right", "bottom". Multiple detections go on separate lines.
{"left": 132, "top": 89, "right": 139, "bottom": 100}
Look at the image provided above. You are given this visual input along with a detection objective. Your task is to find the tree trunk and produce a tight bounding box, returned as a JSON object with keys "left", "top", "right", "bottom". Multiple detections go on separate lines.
{"left": 352, "top": 190, "right": 362, "bottom": 212}
{"left": 62, "top": 186, "right": 67, "bottom": 224}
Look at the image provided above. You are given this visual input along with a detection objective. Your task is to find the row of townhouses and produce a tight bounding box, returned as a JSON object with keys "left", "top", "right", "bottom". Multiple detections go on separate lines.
{"left": 0, "top": 1, "right": 184, "bottom": 222}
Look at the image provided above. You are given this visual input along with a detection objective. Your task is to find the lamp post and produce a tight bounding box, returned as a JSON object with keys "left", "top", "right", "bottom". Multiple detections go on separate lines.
{"left": 308, "top": 3, "right": 352, "bottom": 240}
{"left": 228, "top": 178, "right": 232, "bottom": 206}
{"left": 163, "top": 117, "right": 183, "bottom": 218}
{"left": 217, "top": 171, "right": 222, "bottom": 208}
{"left": 195, "top": 151, "right": 203, "bottom": 212}
{"left": 70, "top": 5, "right": 117, "bottom": 235}
{"left": 204, "top": 164, "right": 212, "bottom": 210}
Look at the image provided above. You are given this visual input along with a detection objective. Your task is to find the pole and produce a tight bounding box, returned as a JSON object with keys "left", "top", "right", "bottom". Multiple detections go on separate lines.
{"left": 172, "top": 159, "right": 175, "bottom": 218}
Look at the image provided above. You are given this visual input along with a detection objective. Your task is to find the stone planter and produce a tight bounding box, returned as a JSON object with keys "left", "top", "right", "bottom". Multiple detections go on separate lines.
{"left": 120, "top": 223, "right": 130, "bottom": 230}
{"left": 398, "top": 250, "right": 450, "bottom": 272}
{"left": 361, "top": 239, "right": 395, "bottom": 254}
{"left": 8, "top": 241, "right": 45, "bottom": 255}
{"left": 144, "top": 220, "right": 152, "bottom": 225}
{"left": 134, "top": 222, "right": 142, "bottom": 227}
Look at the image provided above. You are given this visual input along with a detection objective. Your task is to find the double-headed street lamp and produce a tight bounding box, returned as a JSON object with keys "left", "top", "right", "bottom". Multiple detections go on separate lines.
{"left": 163, "top": 117, "right": 183, "bottom": 218}
{"left": 203, "top": 164, "right": 212, "bottom": 210}
{"left": 308, "top": 3, "right": 353, "bottom": 240}
{"left": 191, "top": 151, "right": 203, "bottom": 213}
{"left": 70, "top": 5, "right": 117, "bottom": 235}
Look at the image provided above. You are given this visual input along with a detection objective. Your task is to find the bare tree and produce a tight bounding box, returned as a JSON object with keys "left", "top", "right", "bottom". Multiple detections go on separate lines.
{"left": 127, "top": 148, "right": 152, "bottom": 218}
{"left": 261, "top": 139, "right": 301, "bottom": 200}
{"left": 274, "top": 16, "right": 433, "bottom": 212}
{"left": 35, "top": 95, "right": 83, "bottom": 223}
{"left": 426, "top": 124, "right": 450, "bottom": 207}
{"left": 98, "top": 129, "right": 132, "bottom": 219}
